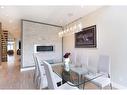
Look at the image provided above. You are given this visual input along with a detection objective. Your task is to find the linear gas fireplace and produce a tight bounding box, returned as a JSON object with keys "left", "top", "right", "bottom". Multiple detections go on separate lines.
{"left": 34, "top": 45, "right": 54, "bottom": 53}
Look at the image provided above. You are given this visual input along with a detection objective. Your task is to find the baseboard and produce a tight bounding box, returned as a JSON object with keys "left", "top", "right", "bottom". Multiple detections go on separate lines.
{"left": 51, "top": 62, "right": 63, "bottom": 66}
{"left": 112, "top": 81, "right": 127, "bottom": 89}
{"left": 21, "top": 66, "right": 35, "bottom": 72}
{"left": 20, "top": 62, "right": 62, "bottom": 72}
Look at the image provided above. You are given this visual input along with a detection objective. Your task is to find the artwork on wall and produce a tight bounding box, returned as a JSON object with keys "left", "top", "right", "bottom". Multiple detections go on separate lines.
{"left": 75, "top": 25, "right": 96, "bottom": 48}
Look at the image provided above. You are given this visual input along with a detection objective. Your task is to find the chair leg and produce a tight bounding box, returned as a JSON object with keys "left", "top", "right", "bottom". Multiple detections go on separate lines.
{"left": 38, "top": 77, "right": 41, "bottom": 89}
{"left": 78, "top": 74, "right": 80, "bottom": 88}
{"left": 33, "top": 71, "right": 35, "bottom": 83}
{"left": 39, "top": 83, "right": 42, "bottom": 90}
{"left": 33, "top": 73, "right": 35, "bottom": 83}
{"left": 35, "top": 76, "right": 40, "bottom": 89}
{"left": 110, "top": 83, "right": 112, "bottom": 89}
{"left": 97, "top": 85, "right": 103, "bottom": 89}
{"left": 83, "top": 83, "right": 85, "bottom": 89}
{"left": 83, "top": 77, "right": 86, "bottom": 89}
{"left": 99, "top": 86, "right": 103, "bottom": 89}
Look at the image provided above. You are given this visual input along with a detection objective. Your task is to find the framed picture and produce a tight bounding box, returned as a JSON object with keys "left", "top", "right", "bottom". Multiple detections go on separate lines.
{"left": 75, "top": 25, "right": 96, "bottom": 48}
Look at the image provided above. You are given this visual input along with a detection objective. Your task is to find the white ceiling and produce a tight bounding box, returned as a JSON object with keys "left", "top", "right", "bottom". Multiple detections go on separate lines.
{"left": 0, "top": 6, "right": 102, "bottom": 38}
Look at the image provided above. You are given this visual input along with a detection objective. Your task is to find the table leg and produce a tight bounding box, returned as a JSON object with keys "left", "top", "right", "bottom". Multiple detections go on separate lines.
{"left": 78, "top": 74, "right": 80, "bottom": 88}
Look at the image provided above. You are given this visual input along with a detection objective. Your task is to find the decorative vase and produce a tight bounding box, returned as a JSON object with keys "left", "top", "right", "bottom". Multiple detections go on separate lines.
{"left": 64, "top": 58, "right": 70, "bottom": 72}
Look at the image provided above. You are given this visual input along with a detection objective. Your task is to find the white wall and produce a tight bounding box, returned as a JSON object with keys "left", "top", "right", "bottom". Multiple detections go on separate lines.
{"left": 63, "top": 6, "right": 127, "bottom": 88}
{"left": 22, "top": 21, "right": 62, "bottom": 67}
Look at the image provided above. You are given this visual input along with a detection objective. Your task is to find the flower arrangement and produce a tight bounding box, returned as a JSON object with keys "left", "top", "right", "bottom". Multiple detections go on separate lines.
{"left": 63, "top": 52, "right": 71, "bottom": 58}
{"left": 63, "top": 52, "right": 71, "bottom": 72}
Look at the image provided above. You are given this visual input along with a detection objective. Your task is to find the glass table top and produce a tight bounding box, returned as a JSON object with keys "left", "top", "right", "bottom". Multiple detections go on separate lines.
{"left": 52, "top": 63, "right": 104, "bottom": 89}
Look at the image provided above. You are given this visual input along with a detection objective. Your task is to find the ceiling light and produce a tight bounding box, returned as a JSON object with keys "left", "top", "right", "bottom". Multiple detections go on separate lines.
{"left": 1, "top": 6, "right": 4, "bottom": 9}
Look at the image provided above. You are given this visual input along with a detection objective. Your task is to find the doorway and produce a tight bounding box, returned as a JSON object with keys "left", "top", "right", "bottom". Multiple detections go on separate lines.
{"left": 7, "top": 41, "right": 15, "bottom": 64}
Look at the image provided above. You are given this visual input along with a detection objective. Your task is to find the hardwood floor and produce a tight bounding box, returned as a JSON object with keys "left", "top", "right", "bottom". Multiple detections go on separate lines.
{"left": 0, "top": 55, "right": 36, "bottom": 89}
{"left": 0, "top": 54, "right": 115, "bottom": 89}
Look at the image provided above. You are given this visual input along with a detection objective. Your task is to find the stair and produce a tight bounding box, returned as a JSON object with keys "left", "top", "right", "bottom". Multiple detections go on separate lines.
{"left": 1, "top": 30, "right": 8, "bottom": 62}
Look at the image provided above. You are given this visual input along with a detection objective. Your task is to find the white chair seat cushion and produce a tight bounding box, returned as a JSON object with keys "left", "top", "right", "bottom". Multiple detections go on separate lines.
{"left": 53, "top": 72, "right": 62, "bottom": 83}
{"left": 85, "top": 73, "right": 110, "bottom": 88}
{"left": 57, "top": 82, "right": 79, "bottom": 89}
{"left": 91, "top": 77, "right": 110, "bottom": 88}
{"left": 85, "top": 72, "right": 104, "bottom": 80}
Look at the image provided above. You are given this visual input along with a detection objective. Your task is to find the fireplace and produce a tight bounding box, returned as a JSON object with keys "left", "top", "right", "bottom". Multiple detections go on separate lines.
{"left": 34, "top": 45, "right": 54, "bottom": 53}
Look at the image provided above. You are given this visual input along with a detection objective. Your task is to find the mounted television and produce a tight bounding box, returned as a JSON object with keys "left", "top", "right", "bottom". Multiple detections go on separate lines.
{"left": 36, "top": 46, "right": 53, "bottom": 52}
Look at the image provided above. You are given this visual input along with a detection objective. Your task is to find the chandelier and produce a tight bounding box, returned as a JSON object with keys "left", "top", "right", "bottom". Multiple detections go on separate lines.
{"left": 58, "top": 23, "right": 82, "bottom": 37}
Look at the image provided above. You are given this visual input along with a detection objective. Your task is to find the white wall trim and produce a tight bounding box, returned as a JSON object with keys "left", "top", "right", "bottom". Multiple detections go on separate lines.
{"left": 20, "top": 62, "right": 63, "bottom": 72}
{"left": 21, "top": 66, "right": 35, "bottom": 72}
{"left": 112, "top": 81, "right": 127, "bottom": 89}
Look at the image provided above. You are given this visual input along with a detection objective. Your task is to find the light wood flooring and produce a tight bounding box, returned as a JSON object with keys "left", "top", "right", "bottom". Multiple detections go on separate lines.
{"left": 0, "top": 55, "right": 115, "bottom": 89}
{"left": 0, "top": 55, "right": 36, "bottom": 89}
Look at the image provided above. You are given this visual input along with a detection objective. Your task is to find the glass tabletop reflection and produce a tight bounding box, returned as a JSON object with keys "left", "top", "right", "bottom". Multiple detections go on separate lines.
{"left": 52, "top": 63, "right": 104, "bottom": 89}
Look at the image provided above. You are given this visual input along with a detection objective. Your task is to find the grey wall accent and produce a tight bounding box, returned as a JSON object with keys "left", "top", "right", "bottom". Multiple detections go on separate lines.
{"left": 22, "top": 21, "right": 62, "bottom": 68}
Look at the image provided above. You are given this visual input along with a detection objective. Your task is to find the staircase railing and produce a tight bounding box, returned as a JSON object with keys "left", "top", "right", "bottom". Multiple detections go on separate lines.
{"left": 0, "top": 31, "right": 8, "bottom": 62}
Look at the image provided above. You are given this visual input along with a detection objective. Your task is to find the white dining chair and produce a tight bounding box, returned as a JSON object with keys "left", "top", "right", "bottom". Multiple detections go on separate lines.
{"left": 42, "top": 60, "right": 79, "bottom": 89}
{"left": 36, "top": 57, "right": 62, "bottom": 89}
{"left": 70, "top": 51, "right": 76, "bottom": 65}
{"left": 70, "top": 54, "right": 89, "bottom": 87}
{"left": 36, "top": 57, "right": 48, "bottom": 89}
{"left": 84, "top": 55, "right": 112, "bottom": 89}
{"left": 33, "top": 53, "right": 40, "bottom": 88}
{"left": 33, "top": 54, "right": 48, "bottom": 89}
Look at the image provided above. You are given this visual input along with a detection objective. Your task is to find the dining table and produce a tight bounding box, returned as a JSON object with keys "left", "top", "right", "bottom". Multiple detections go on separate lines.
{"left": 52, "top": 62, "right": 104, "bottom": 89}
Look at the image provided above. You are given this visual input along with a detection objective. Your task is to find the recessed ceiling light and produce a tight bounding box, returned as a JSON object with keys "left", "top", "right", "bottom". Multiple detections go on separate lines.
{"left": 1, "top": 6, "right": 4, "bottom": 9}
